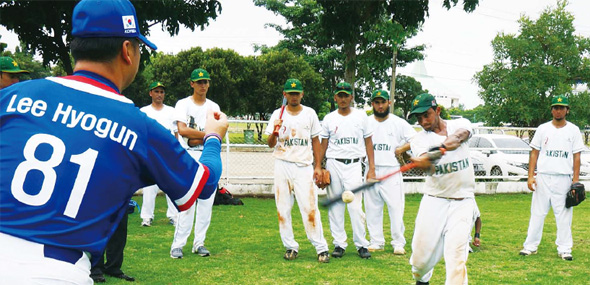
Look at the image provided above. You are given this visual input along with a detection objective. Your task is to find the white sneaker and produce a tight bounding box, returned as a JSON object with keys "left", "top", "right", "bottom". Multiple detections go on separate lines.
{"left": 368, "top": 244, "right": 384, "bottom": 252}
{"left": 519, "top": 249, "right": 537, "bottom": 256}
{"left": 141, "top": 218, "right": 152, "bottom": 227}
{"left": 559, "top": 252, "right": 573, "bottom": 261}
{"left": 393, "top": 247, "right": 406, "bottom": 255}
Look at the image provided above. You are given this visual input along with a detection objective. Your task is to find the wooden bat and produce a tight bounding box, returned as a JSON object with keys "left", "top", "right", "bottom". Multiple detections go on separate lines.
{"left": 272, "top": 96, "right": 287, "bottom": 136}
{"left": 320, "top": 148, "right": 446, "bottom": 207}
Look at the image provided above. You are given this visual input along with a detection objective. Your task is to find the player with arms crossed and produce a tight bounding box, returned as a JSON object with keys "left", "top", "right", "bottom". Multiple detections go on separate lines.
{"left": 139, "top": 81, "right": 179, "bottom": 227}
{"left": 319, "top": 82, "right": 375, "bottom": 259}
{"left": 266, "top": 78, "right": 330, "bottom": 263}
{"left": 365, "top": 89, "right": 416, "bottom": 255}
{"left": 519, "top": 95, "right": 584, "bottom": 261}
{"left": 408, "top": 93, "right": 475, "bottom": 285}
{"left": 170, "top": 68, "right": 221, "bottom": 259}
{"left": 0, "top": 0, "right": 227, "bottom": 283}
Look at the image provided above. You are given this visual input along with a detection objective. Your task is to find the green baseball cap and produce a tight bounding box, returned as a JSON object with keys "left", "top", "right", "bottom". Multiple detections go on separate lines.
{"left": 371, "top": 89, "right": 390, "bottom": 101}
{"left": 0, "top": 56, "right": 29, "bottom": 74}
{"left": 409, "top": 93, "right": 437, "bottom": 116}
{"left": 551, "top": 95, "right": 569, "bottom": 107}
{"left": 149, "top": 81, "right": 165, "bottom": 90}
{"left": 334, "top": 82, "right": 352, "bottom": 95}
{"left": 190, "top": 68, "right": 210, "bottom": 81}
{"left": 283, "top": 78, "right": 303, "bottom": 93}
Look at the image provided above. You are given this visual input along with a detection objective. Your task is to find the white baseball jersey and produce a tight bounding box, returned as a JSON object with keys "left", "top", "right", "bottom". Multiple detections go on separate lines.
{"left": 174, "top": 97, "right": 220, "bottom": 150}
{"left": 369, "top": 114, "right": 416, "bottom": 167}
{"left": 264, "top": 105, "right": 321, "bottom": 166}
{"left": 530, "top": 121, "right": 584, "bottom": 175}
{"left": 411, "top": 118, "right": 475, "bottom": 198}
{"left": 321, "top": 108, "right": 373, "bottom": 159}
{"left": 140, "top": 104, "right": 176, "bottom": 135}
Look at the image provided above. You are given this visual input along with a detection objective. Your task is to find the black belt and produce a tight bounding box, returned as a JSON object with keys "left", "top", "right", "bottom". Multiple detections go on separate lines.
{"left": 334, "top": 158, "right": 361, "bottom": 165}
{"left": 44, "top": 244, "right": 83, "bottom": 265}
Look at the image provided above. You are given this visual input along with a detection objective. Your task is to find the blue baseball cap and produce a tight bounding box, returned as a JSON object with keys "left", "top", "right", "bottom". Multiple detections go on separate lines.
{"left": 72, "top": 0, "right": 157, "bottom": 50}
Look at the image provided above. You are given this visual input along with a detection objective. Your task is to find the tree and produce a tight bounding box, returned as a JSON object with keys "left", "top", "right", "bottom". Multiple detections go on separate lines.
{"left": 0, "top": 0, "right": 221, "bottom": 75}
{"left": 1, "top": 47, "right": 51, "bottom": 81}
{"left": 393, "top": 75, "right": 425, "bottom": 119}
{"left": 474, "top": 0, "right": 590, "bottom": 127}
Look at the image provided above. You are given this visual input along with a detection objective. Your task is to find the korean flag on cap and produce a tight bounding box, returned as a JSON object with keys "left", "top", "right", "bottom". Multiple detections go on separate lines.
{"left": 122, "top": 15, "right": 137, "bottom": 33}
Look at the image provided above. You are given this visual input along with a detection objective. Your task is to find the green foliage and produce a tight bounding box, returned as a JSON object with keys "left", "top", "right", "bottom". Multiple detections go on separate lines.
{"left": 1, "top": 48, "right": 51, "bottom": 81}
{"left": 568, "top": 91, "right": 590, "bottom": 128}
{"left": 393, "top": 75, "right": 426, "bottom": 119}
{"left": 474, "top": 0, "right": 590, "bottom": 127}
{"left": 448, "top": 104, "right": 487, "bottom": 124}
{"left": 0, "top": 0, "right": 221, "bottom": 74}
{"left": 119, "top": 194, "right": 590, "bottom": 284}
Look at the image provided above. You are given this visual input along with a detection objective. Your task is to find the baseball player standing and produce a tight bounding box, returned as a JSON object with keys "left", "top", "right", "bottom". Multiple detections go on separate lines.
{"left": 519, "top": 95, "right": 584, "bottom": 261}
{"left": 266, "top": 79, "right": 330, "bottom": 263}
{"left": 319, "top": 82, "right": 375, "bottom": 259}
{"left": 365, "top": 89, "right": 416, "bottom": 255}
{"left": 0, "top": 0, "right": 227, "bottom": 283}
{"left": 139, "top": 81, "right": 180, "bottom": 227}
{"left": 170, "top": 68, "right": 221, "bottom": 259}
{"left": 408, "top": 93, "right": 476, "bottom": 285}
{"left": 0, "top": 56, "right": 30, "bottom": 89}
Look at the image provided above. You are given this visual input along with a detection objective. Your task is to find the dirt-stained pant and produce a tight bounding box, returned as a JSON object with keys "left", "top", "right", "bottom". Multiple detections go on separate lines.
{"left": 523, "top": 173, "right": 573, "bottom": 254}
{"left": 410, "top": 195, "right": 474, "bottom": 285}
{"left": 326, "top": 158, "right": 370, "bottom": 249}
{"left": 365, "top": 165, "right": 406, "bottom": 249}
{"left": 140, "top": 184, "right": 179, "bottom": 221}
{"left": 274, "top": 159, "right": 329, "bottom": 254}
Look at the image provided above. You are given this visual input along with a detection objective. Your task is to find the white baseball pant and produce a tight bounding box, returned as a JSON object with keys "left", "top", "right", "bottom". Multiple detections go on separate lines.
{"left": 365, "top": 165, "right": 406, "bottom": 249}
{"left": 171, "top": 149, "right": 216, "bottom": 250}
{"left": 326, "top": 158, "right": 370, "bottom": 249}
{"left": 523, "top": 173, "right": 573, "bottom": 254}
{"left": 140, "top": 185, "right": 179, "bottom": 221}
{"left": 410, "top": 195, "right": 474, "bottom": 285}
{"left": 0, "top": 232, "right": 92, "bottom": 284}
{"left": 274, "top": 159, "right": 329, "bottom": 253}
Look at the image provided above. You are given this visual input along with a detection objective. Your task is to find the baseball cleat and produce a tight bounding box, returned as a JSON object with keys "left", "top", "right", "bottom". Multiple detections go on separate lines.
{"left": 168, "top": 218, "right": 176, "bottom": 226}
{"left": 284, "top": 249, "right": 298, "bottom": 260}
{"left": 192, "top": 245, "right": 210, "bottom": 257}
{"left": 331, "top": 247, "right": 345, "bottom": 258}
{"left": 358, "top": 247, "right": 371, "bottom": 259}
{"left": 559, "top": 252, "right": 573, "bottom": 261}
{"left": 141, "top": 218, "right": 152, "bottom": 227}
{"left": 519, "top": 249, "right": 537, "bottom": 256}
{"left": 393, "top": 247, "right": 406, "bottom": 255}
{"left": 368, "top": 244, "right": 384, "bottom": 252}
{"left": 416, "top": 281, "right": 430, "bottom": 285}
{"left": 317, "top": 251, "right": 330, "bottom": 263}
{"left": 170, "top": 248, "right": 183, "bottom": 259}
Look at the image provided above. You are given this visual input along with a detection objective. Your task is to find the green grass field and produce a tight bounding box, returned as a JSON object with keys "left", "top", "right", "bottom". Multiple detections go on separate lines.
{"left": 107, "top": 194, "right": 590, "bottom": 284}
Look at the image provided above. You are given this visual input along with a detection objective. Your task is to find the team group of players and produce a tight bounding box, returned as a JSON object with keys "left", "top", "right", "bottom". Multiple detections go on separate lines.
{"left": 0, "top": 0, "right": 585, "bottom": 284}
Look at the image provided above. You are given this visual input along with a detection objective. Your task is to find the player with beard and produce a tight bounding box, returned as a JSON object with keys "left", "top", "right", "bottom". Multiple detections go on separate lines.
{"left": 365, "top": 90, "right": 416, "bottom": 255}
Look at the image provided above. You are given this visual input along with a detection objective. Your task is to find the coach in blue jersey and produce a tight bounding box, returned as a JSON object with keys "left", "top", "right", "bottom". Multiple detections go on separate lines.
{"left": 0, "top": 0, "right": 228, "bottom": 284}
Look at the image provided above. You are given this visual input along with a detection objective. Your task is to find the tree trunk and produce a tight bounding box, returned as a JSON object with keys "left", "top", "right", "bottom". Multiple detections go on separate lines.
{"left": 343, "top": 42, "right": 357, "bottom": 92}
{"left": 389, "top": 46, "right": 398, "bottom": 113}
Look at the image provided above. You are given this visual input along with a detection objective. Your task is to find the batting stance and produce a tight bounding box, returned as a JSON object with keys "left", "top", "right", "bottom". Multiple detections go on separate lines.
{"left": 170, "top": 68, "right": 221, "bottom": 259}
{"left": 319, "top": 82, "right": 375, "bottom": 259}
{"left": 408, "top": 93, "right": 475, "bottom": 285}
{"left": 0, "top": 0, "right": 227, "bottom": 283}
{"left": 365, "top": 90, "right": 416, "bottom": 255}
{"left": 266, "top": 79, "right": 330, "bottom": 263}
{"left": 139, "top": 81, "right": 179, "bottom": 227}
{"left": 519, "top": 95, "right": 584, "bottom": 261}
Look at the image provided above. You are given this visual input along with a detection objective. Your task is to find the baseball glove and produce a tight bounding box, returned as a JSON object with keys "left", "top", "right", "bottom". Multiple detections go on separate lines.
{"left": 565, "top": 182, "right": 586, "bottom": 208}
{"left": 315, "top": 169, "right": 331, "bottom": 189}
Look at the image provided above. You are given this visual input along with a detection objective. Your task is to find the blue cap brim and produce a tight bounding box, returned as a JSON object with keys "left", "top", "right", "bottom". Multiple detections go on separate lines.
{"left": 138, "top": 35, "right": 157, "bottom": 50}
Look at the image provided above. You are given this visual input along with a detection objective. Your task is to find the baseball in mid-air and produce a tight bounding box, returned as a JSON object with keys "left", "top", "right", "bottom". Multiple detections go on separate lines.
{"left": 342, "top": 190, "right": 355, "bottom": 203}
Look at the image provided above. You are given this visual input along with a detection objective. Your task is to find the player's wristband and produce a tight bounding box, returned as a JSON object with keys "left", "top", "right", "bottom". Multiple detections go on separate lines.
{"left": 474, "top": 233, "right": 480, "bottom": 238}
{"left": 203, "top": 133, "right": 222, "bottom": 143}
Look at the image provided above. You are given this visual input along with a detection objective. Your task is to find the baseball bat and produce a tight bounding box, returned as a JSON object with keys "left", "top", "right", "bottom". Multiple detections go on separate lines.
{"left": 272, "top": 96, "right": 288, "bottom": 136}
{"left": 320, "top": 148, "right": 446, "bottom": 207}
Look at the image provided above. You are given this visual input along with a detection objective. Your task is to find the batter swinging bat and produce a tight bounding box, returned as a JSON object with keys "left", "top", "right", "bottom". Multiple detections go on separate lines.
{"left": 272, "top": 96, "right": 288, "bottom": 136}
{"left": 320, "top": 148, "right": 446, "bottom": 207}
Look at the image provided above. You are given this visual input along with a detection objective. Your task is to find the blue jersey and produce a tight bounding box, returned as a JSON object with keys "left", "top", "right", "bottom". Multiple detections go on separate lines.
{"left": 0, "top": 71, "right": 219, "bottom": 262}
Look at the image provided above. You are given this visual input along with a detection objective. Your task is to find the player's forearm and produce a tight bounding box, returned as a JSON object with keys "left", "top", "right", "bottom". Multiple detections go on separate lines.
{"left": 267, "top": 133, "right": 277, "bottom": 148}
{"left": 572, "top": 152, "right": 581, "bottom": 183}
{"left": 528, "top": 149, "right": 539, "bottom": 178}
{"left": 178, "top": 127, "right": 205, "bottom": 139}
{"left": 198, "top": 137, "right": 223, "bottom": 199}
{"left": 318, "top": 138, "right": 328, "bottom": 165}
{"left": 442, "top": 128, "right": 469, "bottom": 151}
{"left": 311, "top": 136, "right": 322, "bottom": 167}
{"left": 395, "top": 142, "right": 411, "bottom": 156}
{"left": 364, "top": 137, "right": 376, "bottom": 170}
{"left": 475, "top": 219, "right": 482, "bottom": 233}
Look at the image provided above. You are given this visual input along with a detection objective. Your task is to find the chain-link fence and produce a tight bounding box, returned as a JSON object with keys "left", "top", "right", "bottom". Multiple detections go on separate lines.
{"left": 219, "top": 120, "right": 590, "bottom": 184}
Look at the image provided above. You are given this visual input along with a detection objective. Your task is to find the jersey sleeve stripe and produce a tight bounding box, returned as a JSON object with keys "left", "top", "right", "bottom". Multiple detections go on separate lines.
{"left": 175, "top": 163, "right": 210, "bottom": 211}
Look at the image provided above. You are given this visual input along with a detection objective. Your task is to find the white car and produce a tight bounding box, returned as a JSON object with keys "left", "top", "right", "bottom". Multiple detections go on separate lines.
{"left": 469, "top": 134, "right": 531, "bottom": 180}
